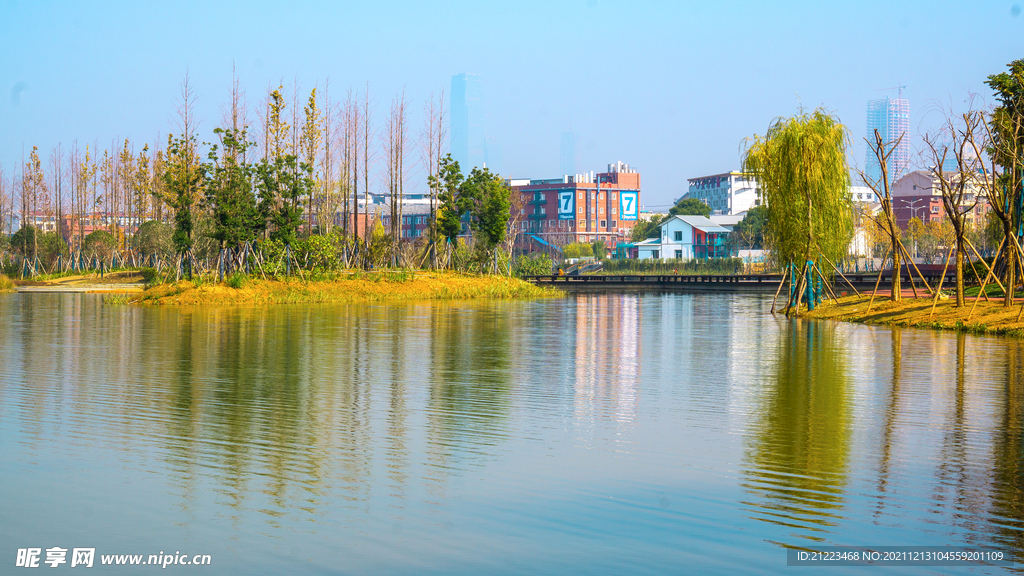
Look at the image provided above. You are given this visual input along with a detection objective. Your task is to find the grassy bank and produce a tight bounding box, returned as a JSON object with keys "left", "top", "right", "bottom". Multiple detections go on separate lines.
{"left": 806, "top": 294, "right": 1024, "bottom": 337}
{"left": 0, "top": 274, "right": 14, "bottom": 292}
{"left": 133, "top": 271, "right": 560, "bottom": 306}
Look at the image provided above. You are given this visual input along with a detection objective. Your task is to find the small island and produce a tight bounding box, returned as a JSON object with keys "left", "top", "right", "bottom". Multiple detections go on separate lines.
{"left": 135, "top": 271, "right": 557, "bottom": 306}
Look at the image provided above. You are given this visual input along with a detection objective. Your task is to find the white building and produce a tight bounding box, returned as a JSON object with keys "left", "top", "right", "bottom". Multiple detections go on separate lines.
{"left": 684, "top": 172, "right": 759, "bottom": 215}
{"left": 850, "top": 185, "right": 875, "bottom": 203}
{"left": 634, "top": 215, "right": 730, "bottom": 260}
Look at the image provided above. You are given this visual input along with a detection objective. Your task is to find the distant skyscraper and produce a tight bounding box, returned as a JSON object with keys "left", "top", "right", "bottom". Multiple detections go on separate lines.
{"left": 560, "top": 131, "right": 580, "bottom": 176}
{"left": 450, "top": 73, "right": 484, "bottom": 172}
{"left": 865, "top": 97, "right": 910, "bottom": 185}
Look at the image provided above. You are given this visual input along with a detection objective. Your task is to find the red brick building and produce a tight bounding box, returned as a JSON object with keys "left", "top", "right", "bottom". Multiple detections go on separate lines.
{"left": 509, "top": 162, "right": 641, "bottom": 253}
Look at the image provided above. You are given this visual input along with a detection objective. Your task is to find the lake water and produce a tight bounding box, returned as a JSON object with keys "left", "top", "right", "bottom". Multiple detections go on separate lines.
{"left": 1, "top": 292, "right": 1023, "bottom": 574}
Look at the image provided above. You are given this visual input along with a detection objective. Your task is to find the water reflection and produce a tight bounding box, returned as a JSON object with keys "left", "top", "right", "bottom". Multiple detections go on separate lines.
{"left": 991, "top": 340, "right": 1024, "bottom": 553}
{"left": 573, "top": 295, "right": 640, "bottom": 432}
{"left": 742, "top": 319, "right": 852, "bottom": 538}
{"left": 0, "top": 299, "right": 525, "bottom": 524}
{"left": 5, "top": 293, "right": 1024, "bottom": 573}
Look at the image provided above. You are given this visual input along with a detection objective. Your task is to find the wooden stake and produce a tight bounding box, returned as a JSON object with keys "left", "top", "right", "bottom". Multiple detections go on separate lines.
{"left": 813, "top": 262, "right": 839, "bottom": 302}
{"left": 820, "top": 253, "right": 861, "bottom": 297}
{"left": 929, "top": 244, "right": 955, "bottom": 318}
{"left": 962, "top": 245, "right": 990, "bottom": 302}
{"left": 770, "top": 269, "right": 787, "bottom": 315}
{"left": 867, "top": 246, "right": 891, "bottom": 313}
{"left": 968, "top": 237, "right": 1006, "bottom": 321}
{"left": 965, "top": 237, "right": 1007, "bottom": 300}
{"left": 789, "top": 261, "right": 809, "bottom": 316}
{"left": 1003, "top": 228, "right": 1024, "bottom": 302}
{"left": 894, "top": 236, "right": 936, "bottom": 295}
{"left": 966, "top": 235, "right": 1007, "bottom": 293}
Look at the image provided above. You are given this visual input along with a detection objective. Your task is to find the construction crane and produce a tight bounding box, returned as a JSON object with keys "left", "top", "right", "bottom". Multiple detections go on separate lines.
{"left": 875, "top": 84, "right": 907, "bottom": 99}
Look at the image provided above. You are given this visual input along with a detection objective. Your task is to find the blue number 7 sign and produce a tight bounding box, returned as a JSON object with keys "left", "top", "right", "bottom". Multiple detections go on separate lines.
{"left": 558, "top": 191, "right": 574, "bottom": 219}
{"left": 619, "top": 192, "right": 638, "bottom": 220}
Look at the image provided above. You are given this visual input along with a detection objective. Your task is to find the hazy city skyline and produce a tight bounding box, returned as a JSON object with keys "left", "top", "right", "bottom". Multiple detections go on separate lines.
{"left": 1, "top": 0, "right": 1020, "bottom": 210}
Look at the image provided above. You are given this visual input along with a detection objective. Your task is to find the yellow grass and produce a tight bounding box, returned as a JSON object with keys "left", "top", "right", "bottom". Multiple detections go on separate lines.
{"left": 806, "top": 294, "right": 1024, "bottom": 337}
{"left": 136, "top": 271, "right": 561, "bottom": 306}
{"left": 0, "top": 274, "right": 14, "bottom": 292}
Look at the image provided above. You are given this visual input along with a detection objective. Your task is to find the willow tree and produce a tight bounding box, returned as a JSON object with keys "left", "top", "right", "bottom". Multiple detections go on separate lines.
{"left": 743, "top": 109, "right": 853, "bottom": 314}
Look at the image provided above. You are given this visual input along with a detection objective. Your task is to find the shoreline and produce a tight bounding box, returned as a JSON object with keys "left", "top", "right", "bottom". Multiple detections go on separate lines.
{"left": 805, "top": 294, "right": 1024, "bottom": 338}
{"left": 131, "top": 271, "right": 560, "bottom": 306}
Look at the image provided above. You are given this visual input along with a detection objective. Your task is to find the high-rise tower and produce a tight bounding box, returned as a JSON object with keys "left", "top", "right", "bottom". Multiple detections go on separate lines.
{"left": 450, "top": 73, "right": 484, "bottom": 172}
{"left": 865, "top": 96, "right": 910, "bottom": 185}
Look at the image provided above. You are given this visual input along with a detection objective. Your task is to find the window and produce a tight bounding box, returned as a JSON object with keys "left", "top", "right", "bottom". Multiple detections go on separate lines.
{"left": 675, "top": 250, "right": 683, "bottom": 259}
{"left": 674, "top": 231, "right": 682, "bottom": 241}
{"left": 600, "top": 220, "right": 607, "bottom": 227}
{"left": 599, "top": 206, "right": 604, "bottom": 214}
{"left": 548, "top": 220, "right": 554, "bottom": 227}
{"left": 610, "top": 221, "right": 616, "bottom": 228}
{"left": 578, "top": 192, "right": 583, "bottom": 200}
{"left": 591, "top": 220, "right": 596, "bottom": 227}
{"left": 579, "top": 219, "right": 585, "bottom": 227}
{"left": 931, "top": 206, "right": 939, "bottom": 214}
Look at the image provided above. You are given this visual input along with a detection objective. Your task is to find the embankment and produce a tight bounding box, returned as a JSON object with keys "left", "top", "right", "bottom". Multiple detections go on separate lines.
{"left": 806, "top": 294, "right": 1024, "bottom": 337}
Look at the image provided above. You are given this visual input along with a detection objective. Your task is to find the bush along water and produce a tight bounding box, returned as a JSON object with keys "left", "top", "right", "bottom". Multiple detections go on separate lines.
{"left": 600, "top": 257, "right": 745, "bottom": 275}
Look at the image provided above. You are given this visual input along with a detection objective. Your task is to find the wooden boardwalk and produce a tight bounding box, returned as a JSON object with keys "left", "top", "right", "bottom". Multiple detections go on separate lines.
{"left": 525, "top": 266, "right": 958, "bottom": 293}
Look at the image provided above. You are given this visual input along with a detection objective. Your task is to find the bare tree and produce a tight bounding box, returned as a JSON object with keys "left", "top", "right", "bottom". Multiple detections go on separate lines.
{"left": 362, "top": 84, "right": 375, "bottom": 266}
{"left": 421, "top": 89, "right": 447, "bottom": 267}
{"left": 319, "top": 79, "right": 334, "bottom": 234}
{"left": 339, "top": 89, "right": 357, "bottom": 240}
{"left": 859, "top": 130, "right": 909, "bottom": 303}
{"left": 924, "top": 109, "right": 987, "bottom": 307}
{"left": 50, "top": 145, "right": 65, "bottom": 252}
{"left": 383, "top": 89, "right": 409, "bottom": 262}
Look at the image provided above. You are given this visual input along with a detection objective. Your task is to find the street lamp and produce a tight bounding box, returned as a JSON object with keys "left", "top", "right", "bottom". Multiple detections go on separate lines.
{"left": 904, "top": 198, "right": 926, "bottom": 260}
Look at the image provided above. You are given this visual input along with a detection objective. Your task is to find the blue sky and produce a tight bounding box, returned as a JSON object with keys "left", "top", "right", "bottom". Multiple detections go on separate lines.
{"left": 1, "top": 0, "right": 1021, "bottom": 209}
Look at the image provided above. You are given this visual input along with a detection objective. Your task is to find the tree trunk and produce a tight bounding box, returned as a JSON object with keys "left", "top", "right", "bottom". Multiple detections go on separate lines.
{"left": 1006, "top": 221, "right": 1016, "bottom": 307}
{"left": 890, "top": 229, "right": 902, "bottom": 302}
{"left": 955, "top": 240, "right": 965, "bottom": 307}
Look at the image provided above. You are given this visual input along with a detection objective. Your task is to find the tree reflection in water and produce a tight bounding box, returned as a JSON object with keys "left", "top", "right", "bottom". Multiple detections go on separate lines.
{"left": 741, "top": 319, "right": 852, "bottom": 540}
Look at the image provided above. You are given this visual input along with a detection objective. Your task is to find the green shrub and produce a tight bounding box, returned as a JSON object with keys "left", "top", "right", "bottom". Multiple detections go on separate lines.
{"left": 84, "top": 230, "right": 117, "bottom": 259}
{"left": 140, "top": 267, "right": 160, "bottom": 285}
{"left": 562, "top": 242, "right": 594, "bottom": 259}
{"left": 226, "top": 272, "right": 248, "bottom": 289}
{"left": 513, "top": 253, "right": 554, "bottom": 277}
{"left": 297, "top": 234, "right": 338, "bottom": 272}
{"left": 601, "top": 257, "right": 744, "bottom": 275}
{"left": 133, "top": 220, "right": 174, "bottom": 258}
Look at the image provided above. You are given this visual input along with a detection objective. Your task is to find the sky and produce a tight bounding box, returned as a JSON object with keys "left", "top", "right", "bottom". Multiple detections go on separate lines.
{"left": 1, "top": 0, "right": 1021, "bottom": 210}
